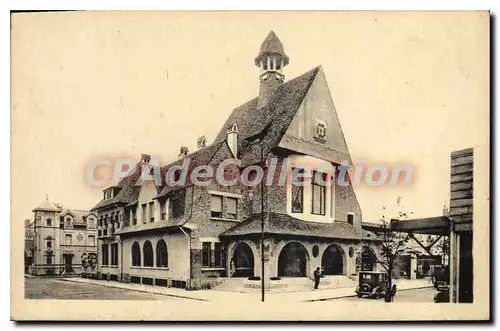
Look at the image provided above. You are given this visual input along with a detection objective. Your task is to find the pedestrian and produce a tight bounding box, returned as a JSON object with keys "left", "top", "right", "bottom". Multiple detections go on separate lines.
{"left": 384, "top": 284, "right": 392, "bottom": 302}
{"left": 313, "top": 267, "right": 321, "bottom": 290}
{"left": 391, "top": 284, "right": 397, "bottom": 302}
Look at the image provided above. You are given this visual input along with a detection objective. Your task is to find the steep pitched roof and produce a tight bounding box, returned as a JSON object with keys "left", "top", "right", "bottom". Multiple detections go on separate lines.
{"left": 155, "top": 140, "right": 228, "bottom": 199}
{"left": 214, "top": 66, "right": 320, "bottom": 166}
{"left": 91, "top": 163, "right": 144, "bottom": 211}
{"left": 33, "top": 197, "right": 61, "bottom": 212}
{"left": 220, "top": 212, "right": 379, "bottom": 241}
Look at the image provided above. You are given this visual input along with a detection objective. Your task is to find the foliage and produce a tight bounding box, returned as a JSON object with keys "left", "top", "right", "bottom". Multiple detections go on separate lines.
{"left": 365, "top": 197, "right": 414, "bottom": 287}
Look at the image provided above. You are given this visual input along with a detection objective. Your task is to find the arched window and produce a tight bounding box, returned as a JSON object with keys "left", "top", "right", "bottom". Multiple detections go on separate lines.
{"left": 46, "top": 218, "right": 52, "bottom": 227}
{"left": 156, "top": 239, "right": 168, "bottom": 268}
{"left": 131, "top": 241, "right": 141, "bottom": 266}
{"left": 143, "top": 240, "right": 154, "bottom": 267}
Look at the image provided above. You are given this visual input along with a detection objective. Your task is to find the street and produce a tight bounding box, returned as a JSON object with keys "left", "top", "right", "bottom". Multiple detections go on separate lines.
{"left": 24, "top": 277, "right": 182, "bottom": 300}
{"left": 338, "top": 287, "right": 436, "bottom": 302}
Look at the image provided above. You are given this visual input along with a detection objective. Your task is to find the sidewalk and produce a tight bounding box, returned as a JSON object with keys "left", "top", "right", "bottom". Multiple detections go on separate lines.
{"left": 60, "top": 277, "right": 433, "bottom": 302}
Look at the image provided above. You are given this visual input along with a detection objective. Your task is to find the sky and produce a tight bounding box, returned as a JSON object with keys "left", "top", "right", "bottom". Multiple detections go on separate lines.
{"left": 11, "top": 11, "right": 489, "bottom": 223}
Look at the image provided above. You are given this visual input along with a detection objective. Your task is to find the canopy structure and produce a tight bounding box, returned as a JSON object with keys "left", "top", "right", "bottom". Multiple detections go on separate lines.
{"left": 390, "top": 216, "right": 451, "bottom": 236}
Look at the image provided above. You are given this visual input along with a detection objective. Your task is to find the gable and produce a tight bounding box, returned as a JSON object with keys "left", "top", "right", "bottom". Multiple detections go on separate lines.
{"left": 137, "top": 180, "right": 158, "bottom": 206}
{"left": 278, "top": 67, "right": 351, "bottom": 165}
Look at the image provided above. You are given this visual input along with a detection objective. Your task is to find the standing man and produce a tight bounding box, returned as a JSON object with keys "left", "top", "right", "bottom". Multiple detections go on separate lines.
{"left": 313, "top": 267, "right": 321, "bottom": 290}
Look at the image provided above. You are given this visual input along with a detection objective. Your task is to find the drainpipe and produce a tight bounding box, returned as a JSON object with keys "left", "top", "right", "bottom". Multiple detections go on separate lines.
{"left": 180, "top": 226, "right": 192, "bottom": 290}
{"left": 178, "top": 186, "right": 196, "bottom": 290}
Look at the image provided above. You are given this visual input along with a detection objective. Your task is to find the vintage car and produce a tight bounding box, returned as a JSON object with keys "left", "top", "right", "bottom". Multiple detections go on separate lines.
{"left": 434, "top": 285, "right": 450, "bottom": 303}
{"left": 355, "top": 271, "right": 389, "bottom": 298}
{"left": 432, "top": 265, "right": 449, "bottom": 288}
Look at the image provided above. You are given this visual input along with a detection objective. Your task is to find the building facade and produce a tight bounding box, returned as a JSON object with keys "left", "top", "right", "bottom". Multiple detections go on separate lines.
{"left": 29, "top": 196, "right": 98, "bottom": 276}
{"left": 93, "top": 31, "right": 381, "bottom": 289}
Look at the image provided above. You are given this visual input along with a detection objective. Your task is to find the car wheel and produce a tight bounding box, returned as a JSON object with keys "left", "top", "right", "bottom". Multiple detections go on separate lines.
{"left": 357, "top": 293, "right": 363, "bottom": 298}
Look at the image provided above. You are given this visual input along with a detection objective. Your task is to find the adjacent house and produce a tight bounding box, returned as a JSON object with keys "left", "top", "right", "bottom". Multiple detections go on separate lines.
{"left": 29, "top": 196, "right": 98, "bottom": 276}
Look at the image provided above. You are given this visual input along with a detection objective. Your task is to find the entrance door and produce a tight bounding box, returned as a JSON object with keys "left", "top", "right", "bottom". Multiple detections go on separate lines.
{"left": 278, "top": 242, "right": 308, "bottom": 277}
{"left": 64, "top": 254, "right": 74, "bottom": 273}
{"left": 231, "top": 243, "right": 254, "bottom": 277}
{"left": 321, "top": 244, "right": 345, "bottom": 275}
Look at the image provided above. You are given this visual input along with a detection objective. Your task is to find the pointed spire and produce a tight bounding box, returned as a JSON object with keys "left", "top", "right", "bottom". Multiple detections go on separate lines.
{"left": 255, "top": 31, "right": 289, "bottom": 66}
{"left": 255, "top": 31, "right": 290, "bottom": 109}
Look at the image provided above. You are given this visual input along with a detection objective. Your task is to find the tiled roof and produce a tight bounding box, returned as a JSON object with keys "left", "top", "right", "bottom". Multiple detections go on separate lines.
{"left": 213, "top": 67, "right": 320, "bottom": 166}
{"left": 91, "top": 163, "right": 143, "bottom": 211}
{"left": 220, "top": 212, "right": 379, "bottom": 241}
{"left": 155, "top": 141, "right": 227, "bottom": 199}
{"left": 254, "top": 31, "right": 289, "bottom": 66}
{"left": 115, "top": 221, "right": 180, "bottom": 236}
{"left": 60, "top": 209, "right": 89, "bottom": 223}
{"left": 33, "top": 198, "right": 61, "bottom": 212}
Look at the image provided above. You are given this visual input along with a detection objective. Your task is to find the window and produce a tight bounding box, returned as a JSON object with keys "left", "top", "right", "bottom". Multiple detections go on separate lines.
{"left": 88, "top": 218, "right": 94, "bottom": 228}
{"left": 88, "top": 235, "right": 95, "bottom": 246}
{"left": 202, "top": 242, "right": 211, "bottom": 267}
{"left": 347, "top": 213, "right": 354, "bottom": 226}
{"left": 156, "top": 240, "right": 168, "bottom": 268}
{"left": 132, "top": 208, "right": 137, "bottom": 225}
{"left": 291, "top": 168, "right": 304, "bottom": 213}
{"left": 46, "top": 254, "right": 52, "bottom": 265}
{"left": 160, "top": 200, "right": 168, "bottom": 221}
{"left": 143, "top": 240, "right": 154, "bottom": 267}
{"left": 46, "top": 218, "right": 52, "bottom": 227}
{"left": 227, "top": 197, "right": 238, "bottom": 219}
{"left": 214, "top": 242, "right": 223, "bottom": 267}
{"left": 131, "top": 242, "right": 141, "bottom": 266}
{"left": 65, "top": 217, "right": 72, "bottom": 227}
{"left": 149, "top": 202, "right": 155, "bottom": 222}
{"left": 311, "top": 172, "right": 326, "bottom": 215}
{"left": 47, "top": 240, "right": 52, "bottom": 249}
{"left": 210, "top": 195, "right": 222, "bottom": 218}
{"left": 102, "top": 244, "right": 109, "bottom": 265}
{"left": 141, "top": 204, "right": 147, "bottom": 223}
{"left": 65, "top": 234, "right": 72, "bottom": 245}
{"left": 171, "top": 198, "right": 182, "bottom": 218}
{"left": 111, "top": 243, "right": 118, "bottom": 266}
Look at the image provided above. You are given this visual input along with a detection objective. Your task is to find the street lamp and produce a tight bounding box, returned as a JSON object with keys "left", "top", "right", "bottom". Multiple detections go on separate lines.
{"left": 260, "top": 144, "right": 268, "bottom": 302}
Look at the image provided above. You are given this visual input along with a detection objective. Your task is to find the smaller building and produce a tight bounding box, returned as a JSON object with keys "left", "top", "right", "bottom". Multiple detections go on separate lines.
{"left": 28, "top": 196, "right": 98, "bottom": 276}
{"left": 362, "top": 221, "right": 445, "bottom": 280}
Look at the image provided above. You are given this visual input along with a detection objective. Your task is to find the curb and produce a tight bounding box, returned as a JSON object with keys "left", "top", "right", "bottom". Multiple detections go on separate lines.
{"left": 304, "top": 285, "right": 434, "bottom": 302}
{"left": 58, "top": 278, "right": 209, "bottom": 302}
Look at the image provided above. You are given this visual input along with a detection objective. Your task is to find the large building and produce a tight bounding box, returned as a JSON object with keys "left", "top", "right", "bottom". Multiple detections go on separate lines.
{"left": 28, "top": 196, "right": 98, "bottom": 276}
{"left": 92, "top": 31, "right": 381, "bottom": 289}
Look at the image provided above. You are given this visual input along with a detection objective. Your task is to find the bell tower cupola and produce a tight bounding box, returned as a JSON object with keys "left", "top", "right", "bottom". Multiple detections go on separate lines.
{"left": 255, "top": 31, "right": 289, "bottom": 109}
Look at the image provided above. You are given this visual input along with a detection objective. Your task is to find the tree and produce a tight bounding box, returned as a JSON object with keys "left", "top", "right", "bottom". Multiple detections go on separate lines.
{"left": 365, "top": 197, "right": 413, "bottom": 289}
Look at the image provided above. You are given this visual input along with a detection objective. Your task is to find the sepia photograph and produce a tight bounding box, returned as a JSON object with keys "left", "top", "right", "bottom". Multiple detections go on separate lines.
{"left": 10, "top": 10, "right": 490, "bottom": 321}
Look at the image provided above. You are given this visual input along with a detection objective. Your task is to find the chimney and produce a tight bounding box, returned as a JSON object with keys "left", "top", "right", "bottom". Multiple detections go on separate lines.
{"left": 141, "top": 154, "right": 151, "bottom": 164}
{"left": 226, "top": 122, "right": 238, "bottom": 158}
{"left": 178, "top": 146, "right": 189, "bottom": 157}
{"left": 197, "top": 135, "right": 207, "bottom": 149}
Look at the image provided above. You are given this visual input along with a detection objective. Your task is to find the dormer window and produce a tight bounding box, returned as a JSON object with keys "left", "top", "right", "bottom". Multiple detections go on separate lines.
{"left": 65, "top": 217, "right": 72, "bottom": 228}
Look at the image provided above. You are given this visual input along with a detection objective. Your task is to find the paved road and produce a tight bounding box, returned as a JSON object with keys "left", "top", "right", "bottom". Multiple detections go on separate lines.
{"left": 339, "top": 287, "right": 436, "bottom": 302}
{"left": 25, "top": 277, "right": 182, "bottom": 300}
